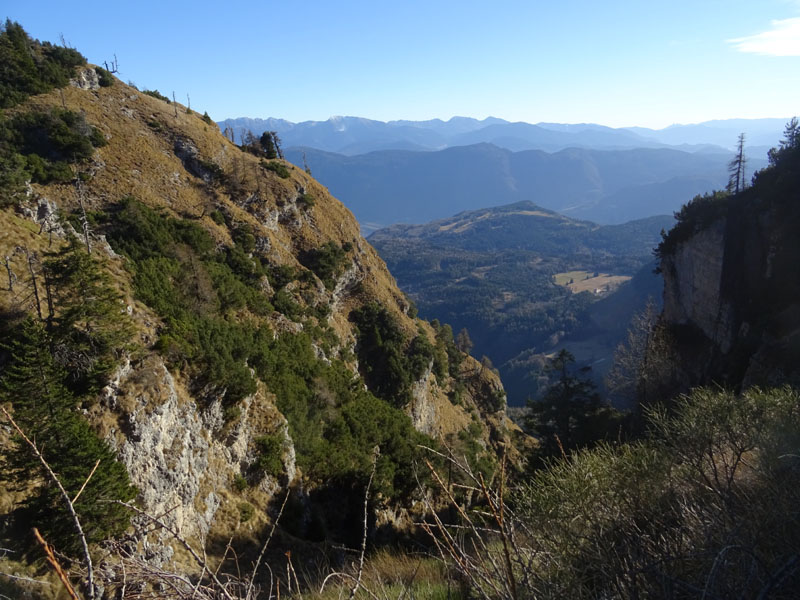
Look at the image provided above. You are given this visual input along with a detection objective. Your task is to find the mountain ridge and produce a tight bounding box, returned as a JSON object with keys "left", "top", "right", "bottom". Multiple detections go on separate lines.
{"left": 283, "top": 143, "right": 766, "bottom": 229}
{"left": 218, "top": 115, "right": 787, "bottom": 156}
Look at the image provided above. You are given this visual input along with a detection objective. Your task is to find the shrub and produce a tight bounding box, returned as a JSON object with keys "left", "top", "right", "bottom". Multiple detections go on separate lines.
{"left": 297, "top": 192, "right": 316, "bottom": 208}
{"left": 197, "top": 158, "right": 226, "bottom": 184}
{"left": 209, "top": 209, "right": 226, "bottom": 225}
{"left": 238, "top": 502, "right": 254, "bottom": 522}
{"left": 253, "top": 434, "right": 284, "bottom": 478}
{"left": 0, "top": 21, "right": 87, "bottom": 108}
{"left": 94, "top": 66, "right": 113, "bottom": 87}
{"left": 232, "top": 474, "right": 248, "bottom": 492}
{"left": 0, "top": 108, "right": 106, "bottom": 185}
{"left": 299, "top": 241, "right": 351, "bottom": 290}
{"left": 142, "top": 88, "right": 170, "bottom": 103}
{"left": 427, "top": 386, "right": 800, "bottom": 600}
{"left": 261, "top": 159, "right": 291, "bottom": 178}
{"left": 1, "top": 318, "right": 136, "bottom": 554}
{"left": 351, "top": 303, "right": 438, "bottom": 408}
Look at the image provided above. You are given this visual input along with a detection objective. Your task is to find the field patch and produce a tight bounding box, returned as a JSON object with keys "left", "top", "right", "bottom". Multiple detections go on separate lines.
{"left": 554, "top": 270, "right": 632, "bottom": 294}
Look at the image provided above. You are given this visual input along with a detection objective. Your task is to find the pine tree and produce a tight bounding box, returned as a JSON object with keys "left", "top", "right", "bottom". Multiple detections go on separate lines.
{"left": 44, "top": 235, "right": 134, "bottom": 393}
{"left": 260, "top": 131, "right": 277, "bottom": 159}
{"left": 525, "top": 349, "right": 621, "bottom": 466}
{"left": 1, "top": 318, "right": 136, "bottom": 553}
{"left": 768, "top": 117, "right": 799, "bottom": 166}
{"left": 727, "top": 133, "right": 747, "bottom": 194}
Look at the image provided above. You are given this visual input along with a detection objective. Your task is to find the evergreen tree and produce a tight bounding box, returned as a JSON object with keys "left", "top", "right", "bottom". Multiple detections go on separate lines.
{"left": 768, "top": 117, "right": 799, "bottom": 166}
{"left": 260, "top": 131, "right": 277, "bottom": 159}
{"left": 44, "top": 235, "right": 134, "bottom": 393}
{"left": 1, "top": 318, "right": 135, "bottom": 553}
{"left": 525, "top": 349, "right": 621, "bottom": 467}
{"left": 727, "top": 132, "right": 747, "bottom": 194}
{"left": 456, "top": 327, "right": 473, "bottom": 355}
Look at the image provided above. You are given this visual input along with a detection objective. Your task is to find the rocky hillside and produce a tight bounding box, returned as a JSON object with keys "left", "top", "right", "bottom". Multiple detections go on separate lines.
{"left": 0, "top": 24, "right": 520, "bottom": 588}
{"left": 643, "top": 124, "right": 800, "bottom": 403}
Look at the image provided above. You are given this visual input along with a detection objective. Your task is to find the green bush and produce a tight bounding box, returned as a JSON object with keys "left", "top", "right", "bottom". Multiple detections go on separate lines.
{"left": 267, "top": 264, "right": 298, "bottom": 289}
{"left": 232, "top": 474, "right": 248, "bottom": 492}
{"left": 238, "top": 502, "right": 254, "bottom": 522}
{"left": 197, "top": 158, "right": 226, "bottom": 184}
{"left": 507, "top": 386, "right": 800, "bottom": 598}
{"left": 0, "top": 21, "right": 87, "bottom": 108}
{"left": 299, "top": 241, "right": 351, "bottom": 290}
{"left": 253, "top": 434, "right": 284, "bottom": 478}
{"left": 261, "top": 159, "right": 291, "bottom": 178}
{"left": 0, "top": 108, "right": 106, "bottom": 185}
{"left": 0, "top": 151, "right": 28, "bottom": 205}
{"left": 1, "top": 318, "right": 135, "bottom": 554}
{"left": 94, "top": 66, "right": 113, "bottom": 87}
{"left": 297, "top": 192, "right": 316, "bottom": 208}
{"left": 142, "top": 88, "right": 170, "bottom": 103}
{"left": 351, "top": 303, "right": 439, "bottom": 407}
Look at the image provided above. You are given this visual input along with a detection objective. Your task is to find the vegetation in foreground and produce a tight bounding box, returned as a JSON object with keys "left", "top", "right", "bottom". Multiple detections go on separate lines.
{"left": 428, "top": 385, "right": 800, "bottom": 600}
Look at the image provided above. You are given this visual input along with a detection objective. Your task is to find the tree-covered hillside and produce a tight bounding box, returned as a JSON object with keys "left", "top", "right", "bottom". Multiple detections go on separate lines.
{"left": 370, "top": 202, "right": 670, "bottom": 404}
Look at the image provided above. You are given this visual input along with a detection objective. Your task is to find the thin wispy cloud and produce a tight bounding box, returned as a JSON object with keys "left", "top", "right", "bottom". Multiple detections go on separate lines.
{"left": 728, "top": 17, "right": 800, "bottom": 56}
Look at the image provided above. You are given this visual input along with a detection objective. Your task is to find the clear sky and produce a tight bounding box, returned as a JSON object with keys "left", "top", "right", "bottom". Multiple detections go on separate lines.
{"left": 4, "top": 0, "right": 799, "bottom": 128}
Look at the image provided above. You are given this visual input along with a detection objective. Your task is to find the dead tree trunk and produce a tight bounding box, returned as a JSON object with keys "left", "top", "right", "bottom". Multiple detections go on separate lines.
{"left": 26, "top": 251, "right": 43, "bottom": 321}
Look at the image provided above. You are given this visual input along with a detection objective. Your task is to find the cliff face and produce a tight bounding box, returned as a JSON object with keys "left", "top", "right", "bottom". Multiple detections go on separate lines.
{"left": 0, "top": 64, "right": 516, "bottom": 564}
{"left": 644, "top": 146, "right": 800, "bottom": 402}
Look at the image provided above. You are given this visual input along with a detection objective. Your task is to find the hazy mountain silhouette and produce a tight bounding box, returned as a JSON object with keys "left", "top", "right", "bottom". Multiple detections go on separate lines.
{"left": 284, "top": 144, "right": 767, "bottom": 229}
{"left": 219, "top": 116, "right": 786, "bottom": 156}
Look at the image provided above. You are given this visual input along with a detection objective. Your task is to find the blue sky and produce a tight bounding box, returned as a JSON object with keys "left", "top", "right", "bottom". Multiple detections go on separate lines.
{"left": 4, "top": 0, "right": 799, "bottom": 128}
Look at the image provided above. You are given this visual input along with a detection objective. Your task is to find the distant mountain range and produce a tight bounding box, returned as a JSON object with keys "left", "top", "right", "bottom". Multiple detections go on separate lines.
{"left": 282, "top": 143, "right": 767, "bottom": 229}
{"left": 218, "top": 115, "right": 787, "bottom": 156}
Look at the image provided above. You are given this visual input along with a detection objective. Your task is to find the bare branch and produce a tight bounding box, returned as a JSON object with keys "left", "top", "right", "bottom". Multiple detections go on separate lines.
{"left": 72, "top": 459, "right": 101, "bottom": 504}
{"left": 33, "top": 528, "right": 81, "bottom": 600}
{"left": 348, "top": 445, "right": 379, "bottom": 600}
{"left": 114, "top": 500, "right": 235, "bottom": 600}
{"left": 246, "top": 486, "right": 290, "bottom": 600}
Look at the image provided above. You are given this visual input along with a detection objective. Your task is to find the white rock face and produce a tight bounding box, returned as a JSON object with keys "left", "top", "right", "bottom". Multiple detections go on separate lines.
{"left": 106, "top": 357, "right": 295, "bottom": 546}
{"left": 71, "top": 67, "right": 100, "bottom": 90}
{"left": 117, "top": 361, "right": 216, "bottom": 539}
{"left": 662, "top": 220, "right": 735, "bottom": 352}
{"left": 409, "top": 362, "right": 438, "bottom": 436}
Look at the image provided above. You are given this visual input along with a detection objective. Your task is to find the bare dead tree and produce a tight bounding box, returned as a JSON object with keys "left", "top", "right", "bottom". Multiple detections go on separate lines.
{"left": 75, "top": 178, "right": 92, "bottom": 254}
{"left": 4, "top": 255, "right": 16, "bottom": 291}
{"left": 103, "top": 54, "right": 119, "bottom": 73}
{"left": 25, "top": 250, "right": 43, "bottom": 321}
